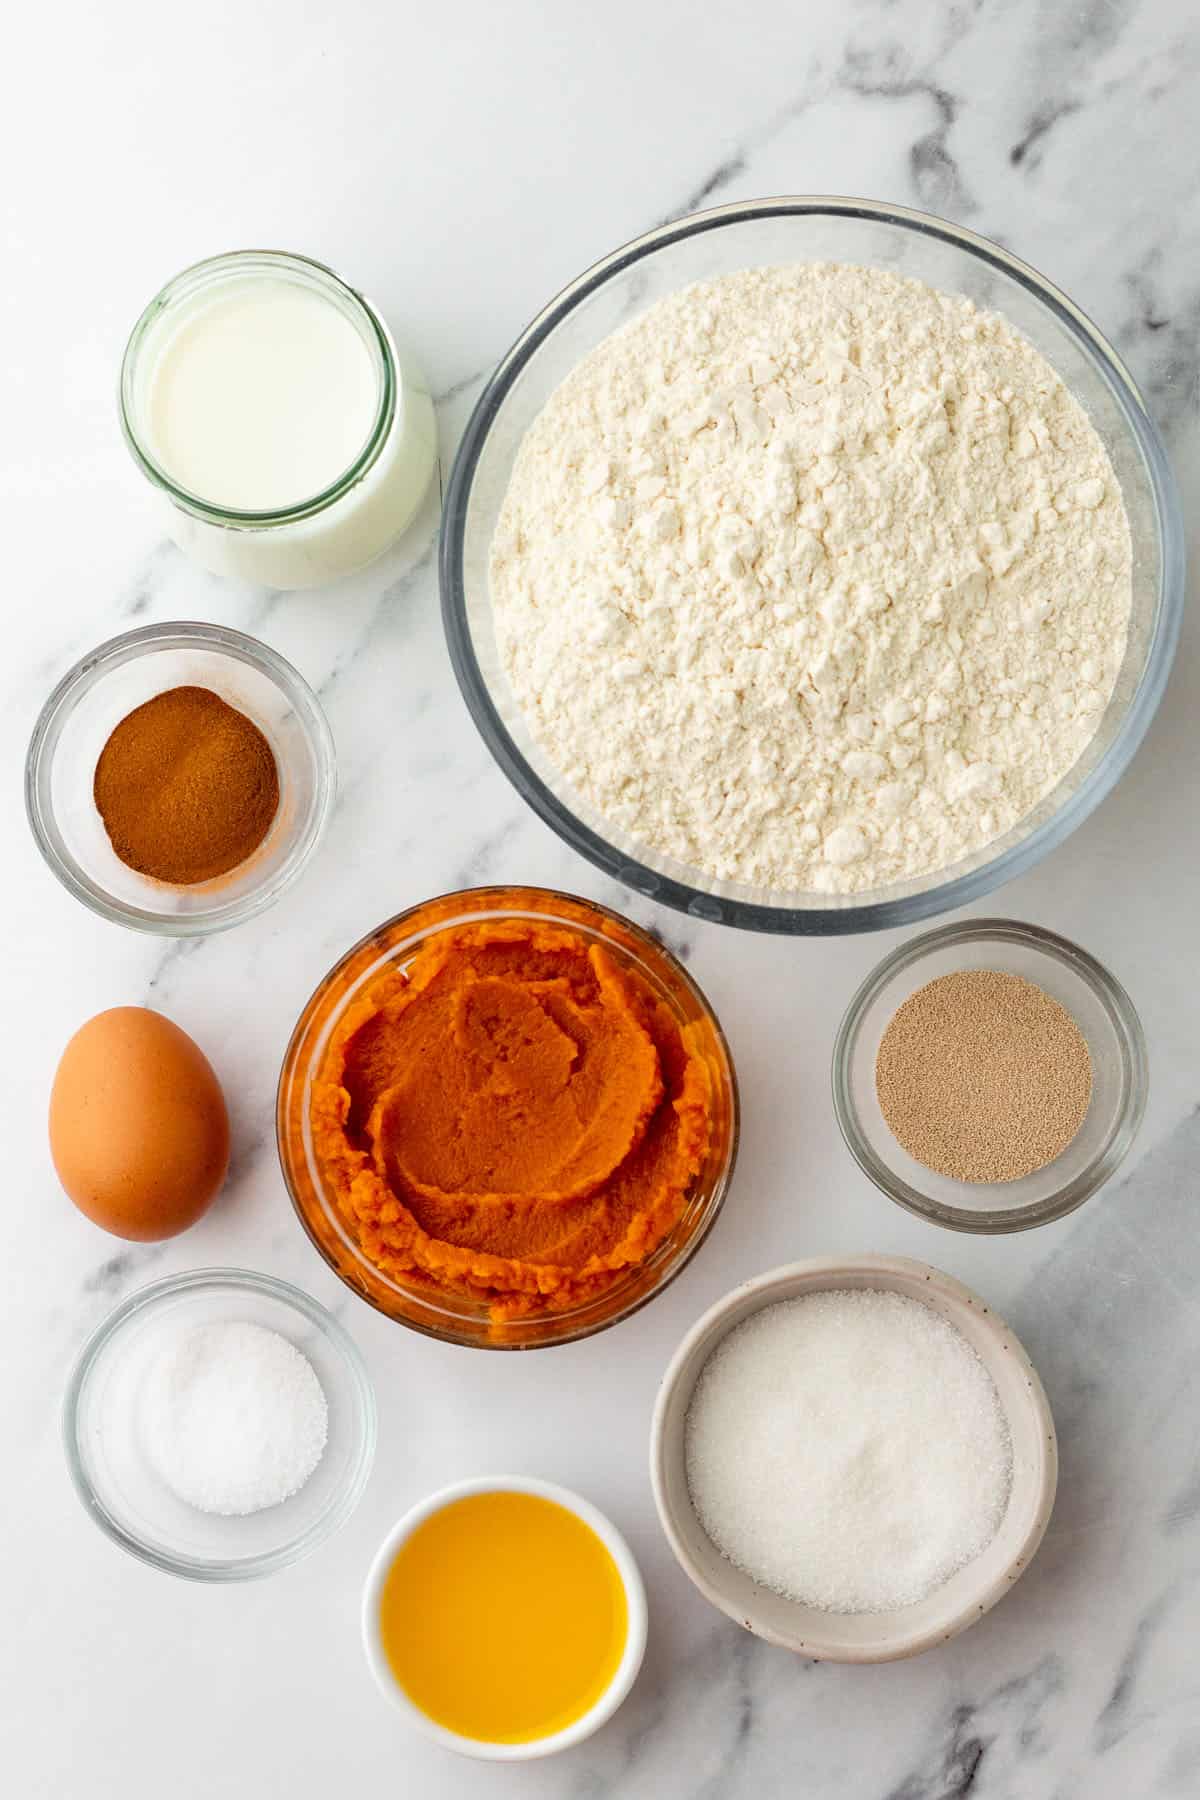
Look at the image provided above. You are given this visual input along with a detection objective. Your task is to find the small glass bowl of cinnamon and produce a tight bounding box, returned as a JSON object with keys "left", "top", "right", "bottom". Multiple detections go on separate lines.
{"left": 25, "top": 621, "right": 335, "bottom": 935}
{"left": 277, "top": 886, "right": 740, "bottom": 1350}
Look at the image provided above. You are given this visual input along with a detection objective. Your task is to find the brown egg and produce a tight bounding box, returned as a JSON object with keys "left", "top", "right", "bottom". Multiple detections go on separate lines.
{"left": 49, "top": 1007, "right": 230, "bottom": 1241}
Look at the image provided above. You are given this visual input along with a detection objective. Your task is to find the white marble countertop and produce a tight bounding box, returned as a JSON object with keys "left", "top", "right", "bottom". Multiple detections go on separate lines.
{"left": 4, "top": 1, "right": 1199, "bottom": 1794}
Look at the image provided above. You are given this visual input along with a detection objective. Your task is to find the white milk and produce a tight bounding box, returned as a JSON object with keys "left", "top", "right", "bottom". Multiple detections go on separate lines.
{"left": 122, "top": 252, "right": 437, "bottom": 589}
{"left": 146, "top": 280, "right": 380, "bottom": 512}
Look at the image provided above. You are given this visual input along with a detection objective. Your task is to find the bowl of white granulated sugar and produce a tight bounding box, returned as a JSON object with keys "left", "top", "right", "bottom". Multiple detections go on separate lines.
{"left": 650, "top": 1255, "right": 1057, "bottom": 1662}
{"left": 441, "top": 197, "right": 1183, "bottom": 935}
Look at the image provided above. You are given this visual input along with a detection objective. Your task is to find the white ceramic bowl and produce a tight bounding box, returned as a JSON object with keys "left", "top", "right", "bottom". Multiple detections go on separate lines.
{"left": 651, "top": 1255, "right": 1057, "bottom": 1662}
{"left": 361, "top": 1475, "right": 648, "bottom": 1759}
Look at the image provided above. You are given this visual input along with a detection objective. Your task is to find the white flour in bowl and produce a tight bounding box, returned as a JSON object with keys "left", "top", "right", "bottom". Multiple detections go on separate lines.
{"left": 490, "top": 265, "right": 1133, "bottom": 895}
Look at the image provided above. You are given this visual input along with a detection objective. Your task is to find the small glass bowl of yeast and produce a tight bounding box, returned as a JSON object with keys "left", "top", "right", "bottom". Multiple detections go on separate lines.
{"left": 833, "top": 919, "right": 1147, "bottom": 1232}
{"left": 26, "top": 621, "right": 335, "bottom": 935}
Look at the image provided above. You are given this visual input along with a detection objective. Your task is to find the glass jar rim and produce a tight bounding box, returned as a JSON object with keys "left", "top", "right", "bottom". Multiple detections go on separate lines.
{"left": 119, "top": 249, "right": 397, "bottom": 527}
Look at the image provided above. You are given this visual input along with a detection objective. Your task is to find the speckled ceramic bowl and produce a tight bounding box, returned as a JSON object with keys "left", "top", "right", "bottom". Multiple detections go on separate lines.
{"left": 651, "top": 1255, "right": 1057, "bottom": 1662}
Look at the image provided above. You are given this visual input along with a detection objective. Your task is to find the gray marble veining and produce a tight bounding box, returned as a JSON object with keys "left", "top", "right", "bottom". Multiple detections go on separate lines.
{"left": 3, "top": 1, "right": 1198, "bottom": 1795}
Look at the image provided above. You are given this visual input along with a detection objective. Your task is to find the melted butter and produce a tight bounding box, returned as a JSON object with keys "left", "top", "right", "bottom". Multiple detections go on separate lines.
{"left": 379, "top": 1490, "right": 628, "bottom": 1744}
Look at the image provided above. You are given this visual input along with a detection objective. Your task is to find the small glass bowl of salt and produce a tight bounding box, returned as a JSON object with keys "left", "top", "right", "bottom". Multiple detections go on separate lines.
{"left": 63, "top": 1269, "right": 375, "bottom": 1580}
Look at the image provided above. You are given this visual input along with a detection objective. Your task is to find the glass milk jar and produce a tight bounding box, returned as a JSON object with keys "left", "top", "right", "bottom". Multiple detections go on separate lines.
{"left": 120, "top": 251, "right": 438, "bottom": 589}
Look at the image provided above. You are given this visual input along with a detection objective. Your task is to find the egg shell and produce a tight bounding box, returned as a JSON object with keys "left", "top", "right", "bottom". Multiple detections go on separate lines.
{"left": 49, "top": 1007, "right": 230, "bottom": 1242}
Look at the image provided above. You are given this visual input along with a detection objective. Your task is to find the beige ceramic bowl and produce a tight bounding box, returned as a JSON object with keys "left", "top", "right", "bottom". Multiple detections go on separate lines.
{"left": 650, "top": 1255, "right": 1057, "bottom": 1662}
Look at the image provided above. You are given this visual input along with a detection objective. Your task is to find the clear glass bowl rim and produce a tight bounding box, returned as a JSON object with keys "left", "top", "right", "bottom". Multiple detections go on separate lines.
{"left": 440, "top": 194, "right": 1186, "bottom": 936}
{"left": 831, "top": 917, "right": 1149, "bottom": 1232}
{"left": 275, "top": 884, "right": 741, "bottom": 1350}
{"left": 25, "top": 619, "right": 337, "bottom": 936}
{"left": 61, "top": 1266, "right": 378, "bottom": 1581}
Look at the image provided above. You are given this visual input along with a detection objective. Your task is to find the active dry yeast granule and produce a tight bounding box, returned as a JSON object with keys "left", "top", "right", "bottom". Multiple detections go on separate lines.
{"left": 875, "top": 968, "right": 1093, "bottom": 1182}
{"left": 492, "top": 264, "right": 1133, "bottom": 895}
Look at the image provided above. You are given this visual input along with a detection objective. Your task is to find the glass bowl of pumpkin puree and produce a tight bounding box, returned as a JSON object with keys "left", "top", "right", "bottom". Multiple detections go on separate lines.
{"left": 277, "top": 887, "right": 738, "bottom": 1349}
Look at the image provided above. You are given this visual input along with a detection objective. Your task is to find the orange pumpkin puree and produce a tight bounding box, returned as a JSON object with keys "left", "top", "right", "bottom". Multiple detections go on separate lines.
{"left": 310, "top": 921, "right": 713, "bottom": 1321}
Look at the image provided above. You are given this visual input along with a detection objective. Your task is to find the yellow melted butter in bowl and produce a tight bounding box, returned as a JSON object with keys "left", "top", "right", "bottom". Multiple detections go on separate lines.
{"left": 379, "top": 1490, "right": 630, "bottom": 1745}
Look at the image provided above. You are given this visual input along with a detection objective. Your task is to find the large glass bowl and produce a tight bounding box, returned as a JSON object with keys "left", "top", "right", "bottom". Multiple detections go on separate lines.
{"left": 276, "top": 886, "right": 739, "bottom": 1350}
{"left": 441, "top": 197, "right": 1184, "bottom": 936}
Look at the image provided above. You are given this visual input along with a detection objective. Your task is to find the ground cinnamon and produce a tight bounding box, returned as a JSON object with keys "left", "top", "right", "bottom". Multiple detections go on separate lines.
{"left": 94, "top": 685, "right": 280, "bottom": 885}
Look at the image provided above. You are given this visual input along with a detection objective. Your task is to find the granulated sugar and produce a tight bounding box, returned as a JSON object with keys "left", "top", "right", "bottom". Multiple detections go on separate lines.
{"left": 139, "top": 1320, "right": 328, "bottom": 1516}
{"left": 685, "top": 1289, "right": 1012, "bottom": 1613}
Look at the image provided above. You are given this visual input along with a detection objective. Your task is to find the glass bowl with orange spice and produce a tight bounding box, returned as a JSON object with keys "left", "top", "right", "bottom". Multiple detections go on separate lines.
{"left": 277, "top": 887, "right": 739, "bottom": 1349}
{"left": 25, "top": 621, "right": 335, "bottom": 935}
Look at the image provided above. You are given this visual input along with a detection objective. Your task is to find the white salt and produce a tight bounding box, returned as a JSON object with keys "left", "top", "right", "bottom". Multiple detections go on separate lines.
{"left": 139, "top": 1320, "right": 328, "bottom": 1516}
{"left": 684, "top": 1290, "right": 1013, "bottom": 1613}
